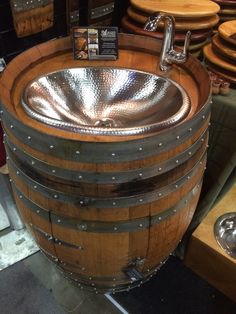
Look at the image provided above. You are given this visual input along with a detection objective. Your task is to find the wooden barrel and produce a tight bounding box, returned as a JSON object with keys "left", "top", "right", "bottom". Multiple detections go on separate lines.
{"left": 0, "top": 34, "right": 211, "bottom": 293}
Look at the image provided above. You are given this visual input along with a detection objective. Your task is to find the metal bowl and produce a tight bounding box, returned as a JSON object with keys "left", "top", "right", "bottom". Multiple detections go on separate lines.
{"left": 214, "top": 212, "right": 236, "bottom": 259}
{"left": 22, "top": 67, "right": 190, "bottom": 136}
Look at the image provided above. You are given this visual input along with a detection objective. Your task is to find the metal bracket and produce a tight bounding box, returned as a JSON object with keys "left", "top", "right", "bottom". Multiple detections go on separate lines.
{"left": 70, "top": 10, "right": 80, "bottom": 25}
{"left": 90, "top": 2, "right": 114, "bottom": 20}
{"left": 123, "top": 266, "right": 145, "bottom": 282}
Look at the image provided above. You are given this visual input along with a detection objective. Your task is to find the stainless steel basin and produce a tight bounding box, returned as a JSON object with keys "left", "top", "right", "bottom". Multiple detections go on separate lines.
{"left": 21, "top": 67, "right": 190, "bottom": 136}
{"left": 214, "top": 212, "right": 236, "bottom": 259}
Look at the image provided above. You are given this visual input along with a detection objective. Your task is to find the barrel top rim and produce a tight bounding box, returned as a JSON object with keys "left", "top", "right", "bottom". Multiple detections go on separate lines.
{"left": 0, "top": 33, "right": 211, "bottom": 143}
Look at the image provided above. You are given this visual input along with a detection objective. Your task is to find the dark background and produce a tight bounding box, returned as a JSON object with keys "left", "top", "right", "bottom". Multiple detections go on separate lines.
{"left": 0, "top": 0, "right": 130, "bottom": 63}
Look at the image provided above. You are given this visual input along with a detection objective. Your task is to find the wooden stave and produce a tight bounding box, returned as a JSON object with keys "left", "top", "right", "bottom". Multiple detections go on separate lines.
{"left": 5, "top": 120, "right": 208, "bottom": 203}
{"left": 3, "top": 110, "right": 209, "bottom": 189}
{"left": 10, "top": 156, "right": 205, "bottom": 292}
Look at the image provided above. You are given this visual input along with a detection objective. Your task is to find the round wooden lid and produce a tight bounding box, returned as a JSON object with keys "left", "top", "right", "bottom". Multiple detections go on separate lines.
{"left": 121, "top": 15, "right": 212, "bottom": 43}
{"left": 220, "top": 8, "right": 236, "bottom": 15}
{"left": 219, "top": 20, "right": 236, "bottom": 44}
{"left": 212, "top": 34, "right": 236, "bottom": 60}
{"left": 203, "top": 43, "right": 236, "bottom": 73}
{"left": 127, "top": 6, "right": 219, "bottom": 30}
{"left": 130, "top": 0, "right": 220, "bottom": 17}
{"left": 214, "top": 0, "right": 236, "bottom": 6}
{"left": 206, "top": 62, "right": 236, "bottom": 83}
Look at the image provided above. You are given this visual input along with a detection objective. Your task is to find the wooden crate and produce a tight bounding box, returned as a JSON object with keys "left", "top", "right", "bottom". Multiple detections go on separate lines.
{"left": 10, "top": 0, "right": 54, "bottom": 38}
{"left": 185, "top": 184, "right": 236, "bottom": 302}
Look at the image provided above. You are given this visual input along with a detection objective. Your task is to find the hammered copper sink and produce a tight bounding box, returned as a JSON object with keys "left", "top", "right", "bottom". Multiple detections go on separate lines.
{"left": 0, "top": 34, "right": 211, "bottom": 293}
{"left": 22, "top": 67, "right": 190, "bottom": 136}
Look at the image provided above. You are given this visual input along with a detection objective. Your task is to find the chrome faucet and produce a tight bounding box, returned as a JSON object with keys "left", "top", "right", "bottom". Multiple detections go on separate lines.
{"left": 144, "top": 12, "right": 191, "bottom": 71}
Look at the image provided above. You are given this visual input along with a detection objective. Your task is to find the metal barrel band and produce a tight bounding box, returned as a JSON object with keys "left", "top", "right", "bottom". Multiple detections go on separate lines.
{"left": 11, "top": 0, "right": 53, "bottom": 13}
{"left": 13, "top": 181, "right": 202, "bottom": 233}
{"left": 59, "top": 259, "right": 166, "bottom": 293}
{"left": 30, "top": 223, "right": 83, "bottom": 250}
{"left": 1, "top": 103, "right": 210, "bottom": 163}
{"left": 7, "top": 150, "right": 206, "bottom": 208}
{"left": 5, "top": 128, "right": 208, "bottom": 184}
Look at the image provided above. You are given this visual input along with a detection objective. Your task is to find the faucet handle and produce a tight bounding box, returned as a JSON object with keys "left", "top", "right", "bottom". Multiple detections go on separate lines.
{"left": 144, "top": 12, "right": 161, "bottom": 31}
{"left": 183, "top": 31, "right": 191, "bottom": 57}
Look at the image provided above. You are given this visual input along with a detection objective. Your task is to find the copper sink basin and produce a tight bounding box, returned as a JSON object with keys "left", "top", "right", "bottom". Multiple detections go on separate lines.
{"left": 21, "top": 67, "right": 190, "bottom": 136}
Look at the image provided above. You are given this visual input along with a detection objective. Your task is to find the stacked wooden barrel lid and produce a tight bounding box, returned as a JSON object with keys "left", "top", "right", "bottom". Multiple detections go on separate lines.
{"left": 213, "top": 0, "right": 236, "bottom": 26}
{"left": 204, "top": 20, "right": 236, "bottom": 84}
{"left": 121, "top": 0, "right": 220, "bottom": 58}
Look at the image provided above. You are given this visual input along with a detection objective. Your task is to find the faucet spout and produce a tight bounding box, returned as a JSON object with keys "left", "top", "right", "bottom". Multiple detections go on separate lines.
{"left": 144, "top": 12, "right": 191, "bottom": 71}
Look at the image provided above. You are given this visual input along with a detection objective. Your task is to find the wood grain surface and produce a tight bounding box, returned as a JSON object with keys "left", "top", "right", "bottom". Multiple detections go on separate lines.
{"left": 130, "top": 0, "right": 220, "bottom": 17}
{"left": 220, "top": 8, "right": 236, "bottom": 14}
{"left": 219, "top": 20, "right": 236, "bottom": 44}
{"left": 10, "top": 1, "right": 54, "bottom": 38}
{"left": 185, "top": 184, "right": 236, "bottom": 302}
{"left": 127, "top": 6, "right": 219, "bottom": 30}
{"left": 214, "top": 0, "right": 236, "bottom": 6}
{"left": 212, "top": 34, "right": 236, "bottom": 60}
{"left": 205, "top": 61, "right": 236, "bottom": 83}
{"left": 203, "top": 42, "right": 236, "bottom": 72}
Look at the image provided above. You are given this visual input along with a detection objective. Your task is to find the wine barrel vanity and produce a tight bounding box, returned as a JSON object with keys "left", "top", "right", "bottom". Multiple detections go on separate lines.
{"left": 0, "top": 33, "right": 211, "bottom": 293}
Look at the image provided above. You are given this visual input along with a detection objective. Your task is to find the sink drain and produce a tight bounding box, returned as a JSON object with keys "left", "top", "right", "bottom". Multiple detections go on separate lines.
{"left": 94, "top": 118, "right": 116, "bottom": 128}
